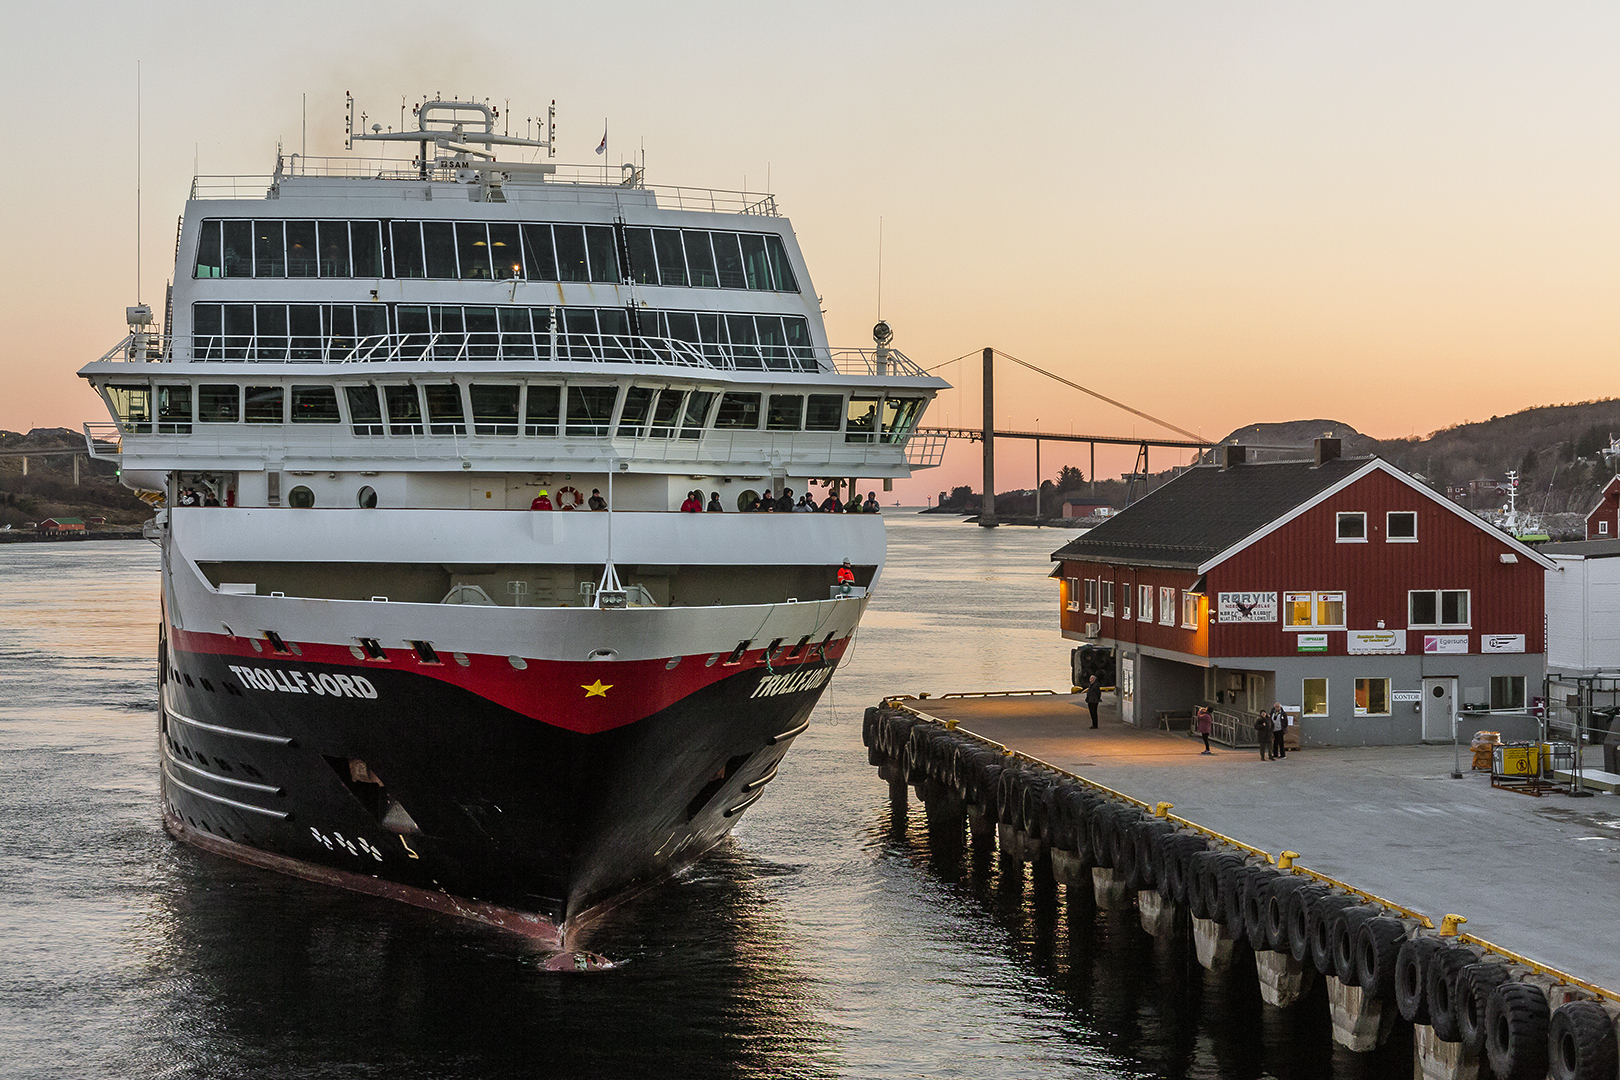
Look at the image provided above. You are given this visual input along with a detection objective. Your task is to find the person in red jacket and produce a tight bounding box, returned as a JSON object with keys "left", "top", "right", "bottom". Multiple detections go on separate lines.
{"left": 530, "top": 489, "right": 553, "bottom": 511}
{"left": 836, "top": 559, "right": 855, "bottom": 594}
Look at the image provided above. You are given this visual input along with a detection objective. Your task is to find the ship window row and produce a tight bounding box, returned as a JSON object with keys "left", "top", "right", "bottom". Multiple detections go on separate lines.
{"left": 102, "top": 381, "right": 925, "bottom": 444}
{"left": 189, "top": 303, "right": 815, "bottom": 370}
{"left": 192, "top": 219, "right": 798, "bottom": 292}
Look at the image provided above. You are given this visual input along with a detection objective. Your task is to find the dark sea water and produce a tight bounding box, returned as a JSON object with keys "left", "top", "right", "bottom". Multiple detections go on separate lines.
{"left": 0, "top": 520, "right": 1407, "bottom": 1079}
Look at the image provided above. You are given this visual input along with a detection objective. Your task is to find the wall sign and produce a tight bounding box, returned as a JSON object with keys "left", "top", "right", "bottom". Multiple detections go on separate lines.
{"left": 1348, "top": 629, "right": 1406, "bottom": 654}
{"left": 1424, "top": 634, "right": 1469, "bottom": 654}
{"left": 1392, "top": 691, "right": 1422, "bottom": 702}
{"left": 1296, "top": 633, "right": 1328, "bottom": 653}
{"left": 1217, "top": 591, "right": 1278, "bottom": 623}
{"left": 1481, "top": 634, "right": 1525, "bottom": 654}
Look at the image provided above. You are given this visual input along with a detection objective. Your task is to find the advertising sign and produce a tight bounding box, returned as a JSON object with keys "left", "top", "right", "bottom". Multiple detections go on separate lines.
{"left": 1424, "top": 634, "right": 1469, "bottom": 654}
{"left": 1348, "top": 629, "right": 1406, "bottom": 654}
{"left": 1481, "top": 634, "right": 1525, "bottom": 654}
{"left": 1218, "top": 591, "right": 1277, "bottom": 623}
{"left": 1296, "top": 633, "right": 1328, "bottom": 653}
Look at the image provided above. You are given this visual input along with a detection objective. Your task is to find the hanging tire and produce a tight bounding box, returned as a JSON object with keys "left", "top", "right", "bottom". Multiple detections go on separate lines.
{"left": 1548, "top": 1000, "right": 1619, "bottom": 1080}
{"left": 1263, "top": 876, "right": 1307, "bottom": 953}
{"left": 1330, "top": 906, "right": 1378, "bottom": 986}
{"left": 1307, "top": 893, "right": 1359, "bottom": 977}
{"left": 1456, "top": 962, "right": 1513, "bottom": 1055}
{"left": 1484, "top": 980, "right": 1550, "bottom": 1080}
{"left": 1354, "top": 917, "right": 1407, "bottom": 1000}
{"left": 1284, "top": 883, "right": 1329, "bottom": 965}
{"left": 1089, "top": 805, "right": 1117, "bottom": 869}
{"left": 1187, "top": 851, "right": 1219, "bottom": 919}
{"left": 1216, "top": 859, "right": 1250, "bottom": 943}
{"left": 1241, "top": 866, "right": 1278, "bottom": 950}
{"left": 1427, "top": 944, "right": 1481, "bottom": 1043}
{"left": 1395, "top": 936, "right": 1444, "bottom": 1024}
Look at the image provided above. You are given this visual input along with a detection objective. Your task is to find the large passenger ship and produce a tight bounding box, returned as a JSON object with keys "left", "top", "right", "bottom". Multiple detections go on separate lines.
{"left": 79, "top": 99, "right": 946, "bottom": 948}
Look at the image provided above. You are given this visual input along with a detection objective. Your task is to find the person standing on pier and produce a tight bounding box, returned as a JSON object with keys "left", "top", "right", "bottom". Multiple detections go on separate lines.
{"left": 1255, "top": 711, "right": 1272, "bottom": 760}
{"left": 1269, "top": 702, "right": 1288, "bottom": 760}
{"left": 1194, "top": 706, "right": 1213, "bottom": 754}
{"left": 1085, "top": 675, "right": 1101, "bottom": 728}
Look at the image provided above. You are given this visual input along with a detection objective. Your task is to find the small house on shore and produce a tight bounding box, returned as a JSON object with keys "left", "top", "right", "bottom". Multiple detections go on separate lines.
{"left": 36, "top": 517, "right": 86, "bottom": 534}
{"left": 1050, "top": 439, "right": 1553, "bottom": 747}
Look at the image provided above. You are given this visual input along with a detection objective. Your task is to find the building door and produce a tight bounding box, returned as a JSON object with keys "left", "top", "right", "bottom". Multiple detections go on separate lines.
{"left": 1247, "top": 674, "right": 1267, "bottom": 715}
{"left": 1422, "top": 677, "right": 1457, "bottom": 742}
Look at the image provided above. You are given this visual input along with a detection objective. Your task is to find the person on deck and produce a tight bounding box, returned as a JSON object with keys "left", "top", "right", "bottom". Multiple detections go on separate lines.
{"left": 587, "top": 488, "right": 607, "bottom": 511}
{"left": 820, "top": 491, "right": 841, "bottom": 513}
{"left": 863, "top": 491, "right": 880, "bottom": 513}
{"left": 836, "top": 559, "right": 855, "bottom": 594}
{"left": 776, "top": 487, "right": 796, "bottom": 513}
{"left": 1085, "top": 675, "right": 1101, "bottom": 729}
{"left": 707, "top": 492, "right": 723, "bottom": 512}
{"left": 680, "top": 491, "right": 703, "bottom": 513}
{"left": 530, "top": 489, "right": 553, "bottom": 511}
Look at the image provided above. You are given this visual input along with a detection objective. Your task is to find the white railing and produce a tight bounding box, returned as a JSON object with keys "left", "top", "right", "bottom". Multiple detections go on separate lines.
{"left": 903, "top": 432, "right": 948, "bottom": 469}
{"left": 83, "top": 422, "right": 122, "bottom": 459}
{"left": 93, "top": 333, "right": 932, "bottom": 378}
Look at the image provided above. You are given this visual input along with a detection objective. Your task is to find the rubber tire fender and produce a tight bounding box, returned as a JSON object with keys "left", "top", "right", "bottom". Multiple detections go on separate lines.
{"left": 1394, "top": 935, "right": 1444, "bottom": 1024}
{"left": 1456, "top": 962, "right": 1514, "bottom": 1055}
{"left": 1168, "top": 834, "right": 1209, "bottom": 907}
{"left": 1263, "top": 876, "right": 1307, "bottom": 953}
{"left": 1548, "top": 1000, "right": 1619, "bottom": 1080}
{"left": 1114, "top": 816, "right": 1143, "bottom": 889}
{"left": 1186, "top": 850, "right": 1219, "bottom": 920}
{"left": 1306, "top": 893, "right": 1360, "bottom": 977}
{"left": 1427, "top": 944, "right": 1482, "bottom": 1043}
{"left": 1240, "top": 866, "right": 1279, "bottom": 950}
{"left": 1283, "top": 883, "right": 1329, "bottom": 965}
{"left": 1354, "top": 916, "right": 1407, "bottom": 1001}
{"left": 1484, "top": 980, "right": 1550, "bottom": 1080}
{"left": 1208, "top": 853, "right": 1245, "bottom": 931}
{"left": 1110, "top": 810, "right": 1141, "bottom": 871}
{"left": 1087, "top": 804, "right": 1117, "bottom": 869}
{"left": 1330, "top": 905, "right": 1378, "bottom": 986}
{"left": 1216, "top": 859, "right": 1251, "bottom": 944}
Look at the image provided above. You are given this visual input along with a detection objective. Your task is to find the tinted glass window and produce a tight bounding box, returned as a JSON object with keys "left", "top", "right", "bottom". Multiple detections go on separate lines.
{"left": 566, "top": 386, "right": 618, "bottom": 436}
{"left": 585, "top": 225, "right": 619, "bottom": 283}
{"left": 245, "top": 386, "right": 284, "bottom": 424}
{"left": 391, "top": 222, "right": 425, "bottom": 278}
{"left": 725, "top": 314, "right": 760, "bottom": 368}
{"left": 222, "top": 304, "right": 254, "bottom": 359}
{"left": 845, "top": 395, "right": 879, "bottom": 443}
{"left": 285, "top": 221, "right": 318, "bottom": 277}
{"left": 255, "top": 305, "right": 288, "bottom": 361}
{"left": 562, "top": 309, "right": 598, "bottom": 360}
{"left": 653, "top": 229, "right": 687, "bottom": 287}
{"left": 739, "top": 234, "right": 769, "bottom": 290}
{"left": 623, "top": 228, "right": 657, "bottom": 284}
{"left": 195, "top": 220, "right": 223, "bottom": 278}
{"left": 805, "top": 394, "right": 843, "bottom": 431}
{"left": 618, "top": 386, "right": 655, "bottom": 434}
{"left": 498, "top": 308, "right": 534, "bottom": 360}
{"left": 648, "top": 389, "right": 684, "bottom": 438}
{"left": 355, "top": 305, "right": 386, "bottom": 342}
{"left": 289, "top": 305, "right": 322, "bottom": 361}
{"left": 464, "top": 306, "right": 498, "bottom": 359}
{"left": 469, "top": 385, "right": 519, "bottom": 435}
{"left": 198, "top": 385, "right": 239, "bottom": 422}
{"left": 350, "top": 221, "right": 382, "bottom": 277}
{"left": 764, "top": 234, "right": 799, "bottom": 291}
{"left": 317, "top": 221, "right": 349, "bottom": 277}
{"left": 712, "top": 233, "right": 746, "bottom": 289}
{"left": 881, "top": 397, "right": 924, "bottom": 442}
{"left": 684, "top": 232, "right": 717, "bottom": 287}
{"left": 423, "top": 385, "right": 466, "bottom": 434}
{"left": 664, "top": 311, "right": 698, "bottom": 343}
{"left": 489, "top": 223, "right": 521, "bottom": 280}
{"left": 521, "top": 224, "right": 557, "bottom": 281}
{"left": 157, "top": 385, "right": 192, "bottom": 433}
{"left": 554, "top": 225, "right": 589, "bottom": 282}
{"left": 525, "top": 385, "right": 560, "bottom": 436}
{"left": 254, "top": 221, "right": 285, "bottom": 277}
{"left": 456, "top": 222, "right": 492, "bottom": 279}
{"left": 345, "top": 385, "right": 384, "bottom": 435}
{"left": 326, "top": 305, "right": 357, "bottom": 357}
{"left": 757, "top": 316, "right": 789, "bottom": 370}
{"left": 193, "top": 304, "right": 223, "bottom": 359}
{"left": 384, "top": 385, "right": 423, "bottom": 434}
{"left": 291, "top": 385, "right": 340, "bottom": 423}
{"left": 785, "top": 316, "right": 813, "bottom": 365}
{"left": 422, "top": 222, "right": 457, "bottom": 278}
{"left": 766, "top": 395, "right": 802, "bottom": 431}
{"left": 715, "top": 392, "right": 760, "bottom": 429}
{"left": 680, "top": 391, "right": 715, "bottom": 439}
{"left": 222, "top": 221, "right": 252, "bottom": 278}
{"left": 105, "top": 385, "right": 152, "bottom": 433}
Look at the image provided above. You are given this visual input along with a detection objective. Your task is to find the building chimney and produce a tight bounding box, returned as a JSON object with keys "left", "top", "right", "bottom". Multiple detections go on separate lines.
{"left": 1315, "top": 437, "right": 1342, "bottom": 467}
{"left": 1218, "top": 444, "right": 1247, "bottom": 470}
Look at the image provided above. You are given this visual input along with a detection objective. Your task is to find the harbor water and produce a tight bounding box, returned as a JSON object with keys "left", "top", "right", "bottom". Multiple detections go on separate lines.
{"left": 1, "top": 517, "right": 1404, "bottom": 1079}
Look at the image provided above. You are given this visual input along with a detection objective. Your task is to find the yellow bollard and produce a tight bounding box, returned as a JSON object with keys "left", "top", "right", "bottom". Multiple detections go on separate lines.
{"left": 1276, "top": 850, "right": 1300, "bottom": 869}
{"left": 943, "top": 718, "right": 959, "bottom": 730}
{"left": 1153, "top": 801, "right": 1174, "bottom": 818}
{"left": 1439, "top": 914, "right": 1467, "bottom": 937}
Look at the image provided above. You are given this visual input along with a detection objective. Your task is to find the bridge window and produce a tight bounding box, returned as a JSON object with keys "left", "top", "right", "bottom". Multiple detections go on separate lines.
{"left": 714, "top": 392, "right": 760, "bottom": 429}
{"left": 464, "top": 307, "right": 498, "bottom": 360}
{"left": 805, "top": 394, "right": 843, "bottom": 432}
{"left": 498, "top": 308, "right": 536, "bottom": 360}
{"left": 489, "top": 223, "right": 521, "bottom": 280}
{"left": 244, "top": 386, "right": 284, "bottom": 424}
{"left": 739, "top": 234, "right": 770, "bottom": 290}
{"left": 554, "top": 225, "right": 589, "bottom": 282}
{"left": 469, "top": 385, "right": 519, "bottom": 435}
{"left": 757, "top": 317, "right": 789, "bottom": 370}
{"left": 653, "top": 229, "right": 687, "bottom": 287}
{"left": 193, "top": 304, "right": 223, "bottom": 359}
{"left": 618, "top": 386, "right": 655, "bottom": 435}
{"left": 318, "top": 220, "right": 351, "bottom": 277}
{"left": 198, "top": 385, "right": 240, "bottom": 423}
{"left": 351, "top": 222, "right": 383, "bottom": 277}
{"left": 647, "top": 389, "right": 684, "bottom": 438}
{"left": 845, "top": 396, "right": 879, "bottom": 443}
{"left": 223, "top": 304, "right": 254, "bottom": 359}
{"left": 157, "top": 385, "right": 192, "bottom": 433}
{"left": 254, "top": 305, "right": 288, "bottom": 361}
{"left": 346, "top": 386, "right": 384, "bottom": 436}
{"left": 724, "top": 315, "right": 760, "bottom": 368}
{"left": 680, "top": 391, "right": 715, "bottom": 439}
{"left": 291, "top": 385, "right": 340, "bottom": 424}
{"left": 195, "top": 220, "right": 223, "bottom": 278}
{"left": 423, "top": 385, "right": 467, "bottom": 435}
{"left": 684, "top": 231, "right": 717, "bottom": 288}
{"left": 786, "top": 317, "right": 813, "bottom": 364}
{"left": 766, "top": 395, "right": 802, "bottom": 431}
{"left": 254, "top": 221, "right": 286, "bottom": 277}
{"left": 456, "top": 223, "right": 492, "bottom": 279}
{"left": 566, "top": 386, "right": 618, "bottom": 437}
{"left": 289, "top": 305, "right": 322, "bottom": 361}
{"left": 422, "top": 222, "right": 457, "bottom": 279}
{"left": 881, "top": 397, "right": 924, "bottom": 442}
{"left": 712, "top": 233, "right": 746, "bottom": 289}
{"left": 222, "top": 221, "right": 252, "bottom": 278}
{"left": 384, "top": 385, "right": 424, "bottom": 435}
{"left": 391, "top": 222, "right": 425, "bottom": 278}
{"left": 622, "top": 228, "right": 656, "bottom": 285}
{"left": 764, "top": 235, "right": 798, "bottom": 291}
{"left": 522, "top": 224, "right": 558, "bottom": 282}
{"left": 585, "top": 225, "right": 619, "bottom": 283}
{"left": 286, "top": 221, "right": 318, "bottom": 277}
{"left": 524, "top": 385, "right": 561, "bottom": 436}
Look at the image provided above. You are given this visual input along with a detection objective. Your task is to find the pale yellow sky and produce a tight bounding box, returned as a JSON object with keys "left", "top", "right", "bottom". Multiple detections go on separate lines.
{"left": 3, "top": 2, "right": 1615, "bottom": 502}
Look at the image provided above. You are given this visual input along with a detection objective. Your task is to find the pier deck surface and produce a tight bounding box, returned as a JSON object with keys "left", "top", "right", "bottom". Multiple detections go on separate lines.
{"left": 909, "top": 692, "right": 1620, "bottom": 991}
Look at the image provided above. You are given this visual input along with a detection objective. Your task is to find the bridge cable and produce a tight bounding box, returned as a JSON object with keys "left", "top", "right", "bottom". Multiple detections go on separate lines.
{"left": 992, "top": 348, "right": 1207, "bottom": 444}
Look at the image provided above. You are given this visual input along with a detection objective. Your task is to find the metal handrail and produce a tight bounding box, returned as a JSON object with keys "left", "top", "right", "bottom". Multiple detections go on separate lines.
{"left": 92, "top": 332, "right": 934, "bottom": 379}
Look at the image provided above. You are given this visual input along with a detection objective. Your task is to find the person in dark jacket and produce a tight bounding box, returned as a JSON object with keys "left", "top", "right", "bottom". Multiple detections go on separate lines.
{"left": 1085, "top": 675, "right": 1101, "bottom": 729}
{"left": 1255, "top": 711, "right": 1272, "bottom": 760}
{"left": 1269, "top": 702, "right": 1288, "bottom": 760}
{"left": 707, "top": 491, "right": 723, "bottom": 512}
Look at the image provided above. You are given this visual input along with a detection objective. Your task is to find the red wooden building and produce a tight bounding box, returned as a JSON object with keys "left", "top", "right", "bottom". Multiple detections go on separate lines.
{"left": 1585, "top": 476, "right": 1620, "bottom": 540}
{"left": 1051, "top": 440, "right": 1553, "bottom": 746}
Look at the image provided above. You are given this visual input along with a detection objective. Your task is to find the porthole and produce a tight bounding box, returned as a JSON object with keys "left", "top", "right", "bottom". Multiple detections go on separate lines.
{"left": 1432, "top": 685, "right": 1445, "bottom": 698}
{"left": 666, "top": 656, "right": 681, "bottom": 670}
{"left": 288, "top": 485, "right": 315, "bottom": 509}
{"left": 357, "top": 485, "right": 378, "bottom": 509}
{"left": 452, "top": 651, "right": 471, "bottom": 667}
{"left": 736, "top": 488, "right": 760, "bottom": 512}
{"left": 508, "top": 655, "right": 528, "bottom": 670}
{"left": 250, "top": 639, "right": 263, "bottom": 653}
{"left": 349, "top": 644, "right": 366, "bottom": 660}
{"left": 706, "top": 654, "right": 721, "bottom": 667}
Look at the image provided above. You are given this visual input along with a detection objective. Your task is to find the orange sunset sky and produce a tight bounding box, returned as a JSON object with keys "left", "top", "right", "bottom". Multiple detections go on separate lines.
{"left": 2, "top": 2, "right": 1615, "bottom": 503}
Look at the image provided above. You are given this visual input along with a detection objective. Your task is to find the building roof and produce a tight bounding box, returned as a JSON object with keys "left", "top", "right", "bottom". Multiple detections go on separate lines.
{"left": 1539, "top": 538, "right": 1620, "bottom": 559}
{"left": 1050, "top": 455, "right": 1557, "bottom": 572}
{"left": 1050, "top": 457, "right": 1369, "bottom": 569}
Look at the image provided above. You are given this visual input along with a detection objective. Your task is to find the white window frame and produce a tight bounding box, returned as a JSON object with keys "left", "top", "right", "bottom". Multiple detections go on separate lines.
{"left": 1139, "top": 584, "right": 1153, "bottom": 624}
{"left": 1282, "top": 590, "right": 1347, "bottom": 631}
{"left": 1302, "top": 677, "right": 1328, "bottom": 717}
{"left": 1354, "top": 677, "right": 1391, "bottom": 716}
{"left": 1121, "top": 588, "right": 1131, "bottom": 621}
{"left": 1337, "top": 511, "right": 1368, "bottom": 543}
{"left": 1159, "top": 587, "right": 1175, "bottom": 626}
{"left": 1602, "top": 520, "right": 1611, "bottom": 537}
{"left": 1386, "top": 511, "right": 1418, "bottom": 543}
{"left": 1065, "top": 577, "right": 1080, "bottom": 612}
{"left": 1181, "top": 592, "right": 1200, "bottom": 629}
{"left": 1101, "top": 580, "right": 1115, "bottom": 617}
{"left": 1409, "top": 589, "right": 1470, "bottom": 628}
{"left": 1083, "top": 578, "right": 1099, "bottom": 615}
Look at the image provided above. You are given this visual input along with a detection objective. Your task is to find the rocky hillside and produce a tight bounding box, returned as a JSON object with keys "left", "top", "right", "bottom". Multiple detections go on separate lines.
{"left": 0, "top": 429, "right": 152, "bottom": 528}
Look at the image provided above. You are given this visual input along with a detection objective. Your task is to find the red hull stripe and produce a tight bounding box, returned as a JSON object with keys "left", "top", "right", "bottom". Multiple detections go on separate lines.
{"left": 169, "top": 627, "right": 848, "bottom": 735}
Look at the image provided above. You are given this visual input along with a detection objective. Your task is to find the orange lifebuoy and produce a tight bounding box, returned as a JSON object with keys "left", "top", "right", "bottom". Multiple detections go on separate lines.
{"left": 554, "top": 485, "right": 584, "bottom": 510}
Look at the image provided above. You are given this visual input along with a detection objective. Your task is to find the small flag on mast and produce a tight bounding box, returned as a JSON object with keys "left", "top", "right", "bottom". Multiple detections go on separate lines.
{"left": 595, "top": 124, "right": 607, "bottom": 155}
